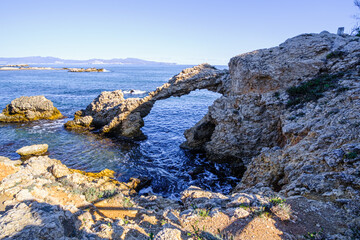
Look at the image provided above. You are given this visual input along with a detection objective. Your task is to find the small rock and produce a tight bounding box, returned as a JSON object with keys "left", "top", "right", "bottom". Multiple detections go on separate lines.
{"left": 16, "top": 144, "right": 48, "bottom": 157}
{"left": 154, "top": 227, "right": 182, "bottom": 240}
{"left": 15, "top": 189, "right": 34, "bottom": 201}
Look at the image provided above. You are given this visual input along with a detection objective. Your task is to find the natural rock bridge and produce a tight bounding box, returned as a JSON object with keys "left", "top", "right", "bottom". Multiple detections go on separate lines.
{"left": 65, "top": 64, "right": 229, "bottom": 140}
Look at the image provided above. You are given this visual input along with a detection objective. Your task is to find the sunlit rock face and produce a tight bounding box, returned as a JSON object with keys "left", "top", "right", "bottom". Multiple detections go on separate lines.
{"left": 185, "top": 31, "right": 360, "bottom": 166}
{"left": 0, "top": 96, "right": 62, "bottom": 122}
{"left": 65, "top": 63, "right": 229, "bottom": 139}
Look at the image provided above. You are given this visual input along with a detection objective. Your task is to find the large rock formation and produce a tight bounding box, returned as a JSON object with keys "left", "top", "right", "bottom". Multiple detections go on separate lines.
{"left": 65, "top": 64, "right": 229, "bottom": 139}
{"left": 0, "top": 96, "right": 62, "bottom": 122}
{"left": 183, "top": 31, "right": 360, "bottom": 164}
{"left": 64, "top": 32, "right": 360, "bottom": 230}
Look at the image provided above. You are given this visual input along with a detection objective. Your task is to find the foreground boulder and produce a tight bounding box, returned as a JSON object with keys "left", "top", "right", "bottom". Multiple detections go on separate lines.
{"left": 0, "top": 96, "right": 62, "bottom": 122}
{"left": 16, "top": 144, "right": 48, "bottom": 157}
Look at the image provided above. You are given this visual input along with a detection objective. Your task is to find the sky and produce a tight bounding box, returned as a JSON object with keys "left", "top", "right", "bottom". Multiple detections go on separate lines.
{"left": 0, "top": 0, "right": 358, "bottom": 65}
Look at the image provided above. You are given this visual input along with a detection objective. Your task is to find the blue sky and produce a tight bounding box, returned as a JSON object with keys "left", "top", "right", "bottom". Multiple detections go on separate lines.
{"left": 0, "top": 0, "right": 358, "bottom": 65}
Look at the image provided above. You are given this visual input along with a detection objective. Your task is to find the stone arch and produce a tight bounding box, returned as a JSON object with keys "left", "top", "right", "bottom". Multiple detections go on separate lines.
{"left": 64, "top": 64, "right": 229, "bottom": 140}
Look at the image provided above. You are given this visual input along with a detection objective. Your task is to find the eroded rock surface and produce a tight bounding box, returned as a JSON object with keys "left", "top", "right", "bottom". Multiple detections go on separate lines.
{"left": 65, "top": 64, "right": 228, "bottom": 139}
{"left": 1, "top": 151, "right": 357, "bottom": 239}
{"left": 16, "top": 144, "right": 48, "bottom": 157}
{"left": 184, "top": 31, "right": 360, "bottom": 164}
{"left": 0, "top": 96, "right": 62, "bottom": 122}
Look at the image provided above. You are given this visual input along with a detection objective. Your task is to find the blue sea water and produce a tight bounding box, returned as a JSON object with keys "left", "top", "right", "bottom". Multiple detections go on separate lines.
{"left": 0, "top": 65, "right": 237, "bottom": 198}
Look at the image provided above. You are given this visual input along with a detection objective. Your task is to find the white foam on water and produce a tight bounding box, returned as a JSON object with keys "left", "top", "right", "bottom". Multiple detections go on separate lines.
{"left": 139, "top": 186, "right": 154, "bottom": 195}
{"left": 123, "top": 89, "right": 147, "bottom": 95}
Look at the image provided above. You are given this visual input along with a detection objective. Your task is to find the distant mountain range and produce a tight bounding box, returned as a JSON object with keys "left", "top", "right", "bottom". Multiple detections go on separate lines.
{"left": 0, "top": 56, "right": 176, "bottom": 65}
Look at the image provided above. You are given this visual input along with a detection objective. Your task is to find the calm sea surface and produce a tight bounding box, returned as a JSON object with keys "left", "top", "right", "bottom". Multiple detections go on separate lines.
{"left": 0, "top": 65, "right": 237, "bottom": 198}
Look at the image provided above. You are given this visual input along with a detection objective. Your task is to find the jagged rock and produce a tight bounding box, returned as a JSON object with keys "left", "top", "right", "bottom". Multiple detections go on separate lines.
{"left": 16, "top": 144, "right": 48, "bottom": 157}
{"left": 0, "top": 96, "right": 62, "bottom": 122}
{"left": 182, "top": 93, "right": 285, "bottom": 163}
{"left": 64, "top": 115, "right": 93, "bottom": 129}
{"left": 185, "top": 32, "right": 360, "bottom": 164}
{"left": 65, "top": 64, "right": 228, "bottom": 138}
{"left": 154, "top": 227, "right": 182, "bottom": 240}
{"left": 0, "top": 153, "right": 357, "bottom": 239}
{"left": 0, "top": 201, "right": 83, "bottom": 239}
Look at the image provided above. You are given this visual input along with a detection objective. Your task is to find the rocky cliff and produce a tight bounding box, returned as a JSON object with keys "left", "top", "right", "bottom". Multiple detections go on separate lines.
{"left": 59, "top": 31, "right": 360, "bottom": 238}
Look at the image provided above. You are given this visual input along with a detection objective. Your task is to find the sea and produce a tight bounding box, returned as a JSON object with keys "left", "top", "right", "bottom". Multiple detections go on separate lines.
{"left": 0, "top": 65, "right": 237, "bottom": 199}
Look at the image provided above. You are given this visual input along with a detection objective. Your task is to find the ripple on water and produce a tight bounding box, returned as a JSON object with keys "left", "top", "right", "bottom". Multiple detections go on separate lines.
{"left": 0, "top": 65, "right": 237, "bottom": 198}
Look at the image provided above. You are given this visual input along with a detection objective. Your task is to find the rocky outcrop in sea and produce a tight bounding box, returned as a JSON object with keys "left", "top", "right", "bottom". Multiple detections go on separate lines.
{"left": 0, "top": 96, "right": 62, "bottom": 122}
{"left": 65, "top": 63, "right": 228, "bottom": 139}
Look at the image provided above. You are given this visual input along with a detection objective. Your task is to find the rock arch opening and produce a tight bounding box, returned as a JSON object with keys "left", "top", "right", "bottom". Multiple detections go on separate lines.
{"left": 64, "top": 64, "right": 229, "bottom": 141}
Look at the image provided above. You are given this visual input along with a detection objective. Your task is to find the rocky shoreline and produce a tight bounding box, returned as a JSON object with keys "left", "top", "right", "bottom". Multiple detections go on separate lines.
{"left": 1, "top": 31, "right": 360, "bottom": 239}
{"left": 0, "top": 146, "right": 357, "bottom": 239}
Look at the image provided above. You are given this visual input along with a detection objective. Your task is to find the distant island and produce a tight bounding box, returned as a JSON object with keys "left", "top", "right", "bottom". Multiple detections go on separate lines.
{"left": 0, "top": 56, "right": 176, "bottom": 65}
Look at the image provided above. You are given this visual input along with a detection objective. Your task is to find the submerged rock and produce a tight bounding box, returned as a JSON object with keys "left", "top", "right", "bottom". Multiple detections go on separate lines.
{"left": 0, "top": 96, "right": 62, "bottom": 122}
{"left": 16, "top": 144, "right": 48, "bottom": 157}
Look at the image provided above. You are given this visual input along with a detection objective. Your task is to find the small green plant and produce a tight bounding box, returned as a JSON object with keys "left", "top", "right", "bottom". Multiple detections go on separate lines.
{"left": 122, "top": 197, "right": 134, "bottom": 207}
{"left": 270, "top": 203, "right": 292, "bottom": 221}
{"left": 269, "top": 196, "right": 286, "bottom": 206}
{"left": 107, "top": 222, "right": 112, "bottom": 227}
{"left": 191, "top": 203, "right": 198, "bottom": 210}
{"left": 286, "top": 73, "right": 344, "bottom": 108}
{"left": 197, "top": 209, "right": 210, "bottom": 218}
{"left": 326, "top": 50, "right": 345, "bottom": 59}
{"left": 253, "top": 206, "right": 267, "bottom": 217}
{"left": 238, "top": 204, "right": 250, "bottom": 210}
{"left": 188, "top": 224, "right": 206, "bottom": 240}
{"left": 273, "top": 91, "right": 280, "bottom": 100}
{"left": 84, "top": 187, "right": 97, "bottom": 202}
{"left": 83, "top": 187, "right": 117, "bottom": 202}
{"left": 160, "top": 219, "right": 167, "bottom": 226}
{"left": 345, "top": 152, "right": 358, "bottom": 159}
{"left": 149, "top": 232, "right": 154, "bottom": 240}
{"left": 124, "top": 219, "right": 129, "bottom": 225}
{"left": 304, "top": 228, "right": 324, "bottom": 240}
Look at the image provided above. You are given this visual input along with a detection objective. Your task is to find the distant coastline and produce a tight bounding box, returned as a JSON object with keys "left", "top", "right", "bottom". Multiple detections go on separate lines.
{"left": 0, "top": 56, "right": 176, "bottom": 66}
{"left": 0, "top": 66, "right": 107, "bottom": 72}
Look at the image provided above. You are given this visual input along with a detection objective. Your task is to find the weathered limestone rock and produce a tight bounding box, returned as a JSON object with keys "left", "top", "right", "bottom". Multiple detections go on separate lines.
{"left": 16, "top": 144, "right": 48, "bottom": 157}
{"left": 0, "top": 151, "right": 357, "bottom": 239}
{"left": 182, "top": 93, "right": 285, "bottom": 163}
{"left": 0, "top": 96, "right": 62, "bottom": 122}
{"left": 0, "top": 157, "right": 20, "bottom": 181}
{"left": 184, "top": 31, "right": 360, "bottom": 165}
{"left": 0, "top": 201, "right": 82, "bottom": 239}
{"left": 154, "top": 227, "right": 182, "bottom": 240}
{"left": 65, "top": 64, "right": 228, "bottom": 138}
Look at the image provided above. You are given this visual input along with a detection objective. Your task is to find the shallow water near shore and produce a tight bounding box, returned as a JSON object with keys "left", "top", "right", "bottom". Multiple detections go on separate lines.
{"left": 0, "top": 65, "right": 237, "bottom": 198}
